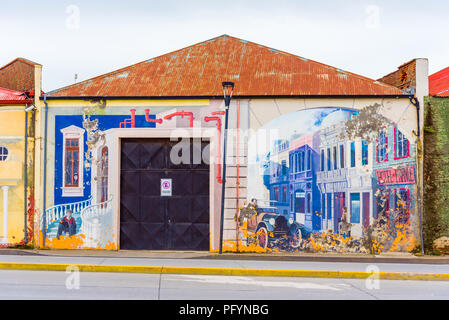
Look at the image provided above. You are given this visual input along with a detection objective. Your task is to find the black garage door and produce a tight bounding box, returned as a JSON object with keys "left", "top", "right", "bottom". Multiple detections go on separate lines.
{"left": 120, "top": 138, "right": 210, "bottom": 250}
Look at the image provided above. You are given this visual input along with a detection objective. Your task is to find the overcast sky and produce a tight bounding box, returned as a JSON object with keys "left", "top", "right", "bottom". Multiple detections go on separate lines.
{"left": 1, "top": 0, "right": 448, "bottom": 91}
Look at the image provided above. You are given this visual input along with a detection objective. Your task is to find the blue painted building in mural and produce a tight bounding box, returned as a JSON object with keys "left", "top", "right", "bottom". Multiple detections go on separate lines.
{"left": 288, "top": 132, "right": 322, "bottom": 231}
{"left": 264, "top": 140, "right": 290, "bottom": 217}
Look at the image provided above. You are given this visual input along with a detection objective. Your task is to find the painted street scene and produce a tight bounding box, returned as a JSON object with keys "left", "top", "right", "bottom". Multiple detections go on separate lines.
{"left": 0, "top": 0, "right": 449, "bottom": 304}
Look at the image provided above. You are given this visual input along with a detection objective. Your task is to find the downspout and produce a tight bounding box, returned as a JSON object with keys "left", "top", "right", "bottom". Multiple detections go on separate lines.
{"left": 24, "top": 105, "right": 29, "bottom": 244}
{"left": 235, "top": 100, "right": 240, "bottom": 252}
{"left": 410, "top": 96, "right": 424, "bottom": 256}
{"left": 24, "top": 100, "right": 36, "bottom": 245}
{"left": 42, "top": 94, "right": 49, "bottom": 247}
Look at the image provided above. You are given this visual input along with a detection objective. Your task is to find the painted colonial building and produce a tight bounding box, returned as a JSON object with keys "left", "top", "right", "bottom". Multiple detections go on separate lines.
{"left": 316, "top": 110, "right": 374, "bottom": 236}
{"left": 32, "top": 35, "right": 422, "bottom": 251}
{"left": 372, "top": 125, "right": 416, "bottom": 225}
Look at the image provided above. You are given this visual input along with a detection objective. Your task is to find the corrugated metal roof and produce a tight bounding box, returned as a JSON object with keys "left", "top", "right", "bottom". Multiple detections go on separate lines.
{"left": 429, "top": 66, "right": 449, "bottom": 97}
{"left": 49, "top": 35, "right": 403, "bottom": 97}
{"left": 0, "top": 86, "right": 31, "bottom": 103}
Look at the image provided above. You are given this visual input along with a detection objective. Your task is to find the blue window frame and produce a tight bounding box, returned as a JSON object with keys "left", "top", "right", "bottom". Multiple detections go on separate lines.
{"left": 395, "top": 128, "right": 409, "bottom": 159}
{"left": 295, "top": 152, "right": 299, "bottom": 172}
{"left": 340, "top": 145, "right": 344, "bottom": 168}
{"left": 307, "top": 149, "right": 311, "bottom": 171}
{"left": 321, "top": 194, "right": 326, "bottom": 220}
{"left": 377, "top": 129, "right": 388, "bottom": 162}
{"left": 350, "top": 141, "right": 356, "bottom": 167}
{"left": 327, "top": 193, "right": 332, "bottom": 219}
{"left": 350, "top": 193, "right": 361, "bottom": 223}
{"left": 320, "top": 150, "right": 324, "bottom": 171}
{"left": 362, "top": 140, "right": 368, "bottom": 166}
{"left": 333, "top": 146, "right": 337, "bottom": 170}
{"left": 327, "top": 148, "right": 331, "bottom": 171}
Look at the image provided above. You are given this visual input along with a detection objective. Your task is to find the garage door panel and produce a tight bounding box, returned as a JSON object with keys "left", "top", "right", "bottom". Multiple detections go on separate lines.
{"left": 192, "top": 196, "right": 210, "bottom": 224}
{"left": 167, "top": 138, "right": 193, "bottom": 170}
{"left": 120, "top": 138, "right": 210, "bottom": 251}
{"left": 141, "top": 222, "right": 166, "bottom": 249}
{"left": 140, "top": 171, "right": 165, "bottom": 196}
{"left": 120, "top": 194, "right": 140, "bottom": 223}
{"left": 192, "top": 171, "right": 209, "bottom": 195}
{"left": 120, "top": 172, "right": 140, "bottom": 195}
{"left": 189, "top": 224, "right": 210, "bottom": 250}
{"left": 140, "top": 141, "right": 166, "bottom": 170}
{"left": 120, "top": 222, "right": 141, "bottom": 250}
{"left": 170, "top": 223, "right": 192, "bottom": 249}
{"left": 121, "top": 142, "right": 141, "bottom": 170}
{"left": 168, "top": 198, "right": 193, "bottom": 223}
{"left": 192, "top": 140, "right": 210, "bottom": 170}
{"left": 140, "top": 196, "right": 165, "bottom": 223}
{"left": 170, "top": 171, "right": 193, "bottom": 196}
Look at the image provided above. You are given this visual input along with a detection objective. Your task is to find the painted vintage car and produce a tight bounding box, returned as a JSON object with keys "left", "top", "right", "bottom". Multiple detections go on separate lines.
{"left": 244, "top": 202, "right": 312, "bottom": 249}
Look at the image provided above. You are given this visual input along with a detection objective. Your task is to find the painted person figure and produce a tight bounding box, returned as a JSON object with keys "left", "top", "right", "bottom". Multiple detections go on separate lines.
{"left": 56, "top": 209, "right": 77, "bottom": 239}
{"left": 250, "top": 198, "right": 262, "bottom": 214}
{"left": 339, "top": 208, "right": 352, "bottom": 238}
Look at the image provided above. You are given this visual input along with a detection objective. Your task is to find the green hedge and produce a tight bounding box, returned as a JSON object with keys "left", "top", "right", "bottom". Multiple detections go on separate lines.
{"left": 424, "top": 96, "right": 449, "bottom": 253}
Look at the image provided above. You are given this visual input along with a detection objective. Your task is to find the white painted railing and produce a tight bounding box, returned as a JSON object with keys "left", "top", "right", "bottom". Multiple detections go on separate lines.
{"left": 43, "top": 197, "right": 92, "bottom": 230}
{"left": 80, "top": 198, "right": 113, "bottom": 248}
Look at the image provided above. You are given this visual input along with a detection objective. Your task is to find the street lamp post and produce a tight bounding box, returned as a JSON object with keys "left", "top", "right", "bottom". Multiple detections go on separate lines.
{"left": 219, "top": 81, "right": 234, "bottom": 254}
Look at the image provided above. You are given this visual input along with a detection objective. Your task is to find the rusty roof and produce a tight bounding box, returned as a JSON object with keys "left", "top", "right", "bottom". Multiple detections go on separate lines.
{"left": 429, "top": 66, "right": 449, "bottom": 97}
{"left": 48, "top": 35, "right": 403, "bottom": 98}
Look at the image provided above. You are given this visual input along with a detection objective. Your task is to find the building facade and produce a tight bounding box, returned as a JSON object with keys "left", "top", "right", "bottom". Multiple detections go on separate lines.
{"left": 25, "top": 35, "right": 423, "bottom": 253}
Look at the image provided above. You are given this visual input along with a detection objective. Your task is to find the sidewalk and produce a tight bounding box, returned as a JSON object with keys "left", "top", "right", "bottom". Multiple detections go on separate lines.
{"left": 0, "top": 249, "right": 448, "bottom": 281}
{"left": 2, "top": 248, "right": 449, "bottom": 264}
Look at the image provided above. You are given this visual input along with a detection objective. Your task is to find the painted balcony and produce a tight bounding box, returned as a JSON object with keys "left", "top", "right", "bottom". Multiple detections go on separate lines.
{"left": 80, "top": 198, "right": 114, "bottom": 248}
{"left": 316, "top": 168, "right": 348, "bottom": 182}
{"left": 43, "top": 197, "right": 92, "bottom": 239}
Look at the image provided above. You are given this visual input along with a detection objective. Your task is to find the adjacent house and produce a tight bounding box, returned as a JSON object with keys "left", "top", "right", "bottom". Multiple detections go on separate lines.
{"left": 0, "top": 58, "right": 42, "bottom": 247}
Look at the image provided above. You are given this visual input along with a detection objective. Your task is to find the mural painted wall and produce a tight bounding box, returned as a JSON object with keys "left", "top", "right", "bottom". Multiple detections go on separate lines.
{"left": 43, "top": 113, "right": 157, "bottom": 248}
{"left": 39, "top": 99, "right": 420, "bottom": 254}
{"left": 41, "top": 104, "right": 222, "bottom": 250}
{"left": 236, "top": 106, "right": 418, "bottom": 254}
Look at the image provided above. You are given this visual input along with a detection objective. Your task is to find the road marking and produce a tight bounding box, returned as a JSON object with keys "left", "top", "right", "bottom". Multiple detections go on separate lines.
{"left": 165, "top": 274, "right": 343, "bottom": 291}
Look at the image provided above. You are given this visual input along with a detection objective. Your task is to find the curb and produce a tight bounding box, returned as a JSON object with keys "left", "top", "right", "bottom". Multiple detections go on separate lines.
{"left": 0, "top": 262, "right": 449, "bottom": 281}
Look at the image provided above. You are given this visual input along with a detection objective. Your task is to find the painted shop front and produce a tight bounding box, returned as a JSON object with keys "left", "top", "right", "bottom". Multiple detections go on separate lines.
{"left": 36, "top": 35, "right": 423, "bottom": 253}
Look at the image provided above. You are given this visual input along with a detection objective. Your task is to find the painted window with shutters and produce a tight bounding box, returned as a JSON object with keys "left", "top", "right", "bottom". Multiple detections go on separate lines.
{"left": 394, "top": 127, "right": 410, "bottom": 159}
{"left": 60, "top": 125, "right": 85, "bottom": 197}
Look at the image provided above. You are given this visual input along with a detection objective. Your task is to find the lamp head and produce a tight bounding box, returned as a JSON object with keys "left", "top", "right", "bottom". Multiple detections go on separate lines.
{"left": 221, "top": 81, "right": 234, "bottom": 107}
{"left": 222, "top": 81, "right": 234, "bottom": 97}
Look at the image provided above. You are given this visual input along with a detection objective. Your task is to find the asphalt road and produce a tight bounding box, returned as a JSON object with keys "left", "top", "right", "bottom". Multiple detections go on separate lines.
{"left": 0, "top": 270, "right": 448, "bottom": 300}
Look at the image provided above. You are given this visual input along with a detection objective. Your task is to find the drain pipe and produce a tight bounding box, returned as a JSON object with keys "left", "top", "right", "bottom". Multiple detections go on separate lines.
{"left": 23, "top": 103, "right": 35, "bottom": 244}
{"left": 42, "top": 94, "right": 49, "bottom": 247}
{"left": 410, "top": 96, "right": 424, "bottom": 256}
